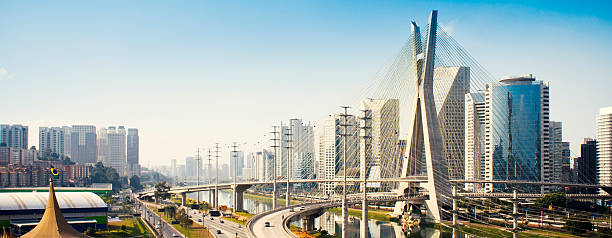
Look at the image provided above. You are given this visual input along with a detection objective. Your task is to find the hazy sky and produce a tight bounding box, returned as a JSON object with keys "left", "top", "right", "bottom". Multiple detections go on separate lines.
{"left": 1, "top": 0, "right": 611, "bottom": 166}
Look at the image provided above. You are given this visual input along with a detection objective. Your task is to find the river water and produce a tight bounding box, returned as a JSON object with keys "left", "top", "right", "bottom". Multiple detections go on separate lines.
{"left": 188, "top": 191, "right": 469, "bottom": 238}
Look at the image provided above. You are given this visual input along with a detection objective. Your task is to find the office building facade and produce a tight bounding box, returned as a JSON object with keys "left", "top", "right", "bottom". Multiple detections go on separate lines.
{"left": 597, "top": 107, "right": 612, "bottom": 191}
{"left": 126, "top": 128, "right": 140, "bottom": 177}
{"left": 483, "top": 75, "right": 550, "bottom": 193}
{"left": 71, "top": 125, "right": 97, "bottom": 164}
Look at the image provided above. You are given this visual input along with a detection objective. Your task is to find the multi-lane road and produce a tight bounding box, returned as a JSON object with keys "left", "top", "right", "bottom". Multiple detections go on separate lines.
{"left": 249, "top": 203, "right": 328, "bottom": 238}
{"left": 134, "top": 199, "right": 185, "bottom": 238}
{"left": 185, "top": 207, "right": 247, "bottom": 238}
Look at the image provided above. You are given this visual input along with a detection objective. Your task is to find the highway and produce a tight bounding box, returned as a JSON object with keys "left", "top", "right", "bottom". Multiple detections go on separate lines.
{"left": 135, "top": 199, "right": 185, "bottom": 238}
{"left": 185, "top": 207, "right": 247, "bottom": 238}
{"left": 249, "top": 203, "right": 328, "bottom": 238}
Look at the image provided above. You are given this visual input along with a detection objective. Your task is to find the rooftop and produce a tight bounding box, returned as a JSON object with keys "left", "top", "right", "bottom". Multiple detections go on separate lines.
{"left": 0, "top": 192, "right": 107, "bottom": 211}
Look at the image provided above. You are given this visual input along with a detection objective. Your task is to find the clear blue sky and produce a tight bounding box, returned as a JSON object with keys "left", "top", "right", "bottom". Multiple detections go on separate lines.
{"left": 1, "top": 0, "right": 611, "bottom": 166}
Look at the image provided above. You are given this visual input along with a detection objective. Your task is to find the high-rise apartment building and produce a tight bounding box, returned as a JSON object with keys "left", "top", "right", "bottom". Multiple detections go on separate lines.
{"left": 230, "top": 151, "right": 244, "bottom": 179}
{"left": 464, "top": 92, "right": 486, "bottom": 192}
{"left": 550, "top": 121, "right": 571, "bottom": 186}
{"left": 318, "top": 114, "right": 359, "bottom": 194}
{"left": 97, "top": 128, "right": 108, "bottom": 164}
{"left": 0, "top": 124, "right": 28, "bottom": 149}
{"left": 71, "top": 125, "right": 97, "bottom": 164}
{"left": 255, "top": 150, "right": 275, "bottom": 181}
{"left": 171, "top": 159, "right": 177, "bottom": 178}
{"left": 574, "top": 138, "right": 597, "bottom": 193}
{"left": 62, "top": 126, "right": 72, "bottom": 158}
{"left": 278, "top": 119, "right": 315, "bottom": 181}
{"left": 483, "top": 75, "right": 550, "bottom": 193}
{"left": 288, "top": 119, "right": 315, "bottom": 180}
{"left": 597, "top": 107, "right": 612, "bottom": 191}
{"left": 360, "top": 98, "right": 399, "bottom": 188}
{"left": 104, "top": 126, "right": 126, "bottom": 175}
{"left": 185, "top": 156, "right": 196, "bottom": 179}
{"left": 433, "top": 66, "right": 470, "bottom": 180}
{"left": 39, "top": 127, "right": 66, "bottom": 158}
{"left": 126, "top": 128, "right": 140, "bottom": 177}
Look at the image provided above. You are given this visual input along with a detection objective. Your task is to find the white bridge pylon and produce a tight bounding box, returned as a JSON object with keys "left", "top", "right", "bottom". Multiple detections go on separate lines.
{"left": 397, "top": 10, "right": 451, "bottom": 222}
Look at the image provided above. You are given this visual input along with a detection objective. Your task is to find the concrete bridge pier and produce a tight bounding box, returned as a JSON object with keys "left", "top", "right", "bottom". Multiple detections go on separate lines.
{"left": 296, "top": 208, "right": 327, "bottom": 232}
{"left": 233, "top": 185, "right": 251, "bottom": 212}
{"left": 212, "top": 188, "right": 218, "bottom": 209}
{"left": 181, "top": 192, "right": 187, "bottom": 207}
{"left": 301, "top": 214, "right": 317, "bottom": 232}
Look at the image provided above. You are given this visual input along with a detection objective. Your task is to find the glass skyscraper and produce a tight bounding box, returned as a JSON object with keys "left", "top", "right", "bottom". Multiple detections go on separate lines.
{"left": 483, "top": 75, "right": 550, "bottom": 193}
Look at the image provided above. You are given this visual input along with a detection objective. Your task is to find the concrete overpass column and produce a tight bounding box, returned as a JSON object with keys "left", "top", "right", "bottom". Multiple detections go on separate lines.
{"left": 213, "top": 188, "right": 218, "bottom": 209}
{"left": 302, "top": 215, "right": 316, "bottom": 232}
{"left": 181, "top": 192, "right": 187, "bottom": 207}
{"left": 236, "top": 189, "right": 244, "bottom": 212}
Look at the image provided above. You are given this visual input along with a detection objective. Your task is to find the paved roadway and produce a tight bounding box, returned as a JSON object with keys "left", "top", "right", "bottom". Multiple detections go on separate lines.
{"left": 133, "top": 196, "right": 185, "bottom": 238}
{"left": 185, "top": 207, "right": 247, "bottom": 238}
{"left": 250, "top": 203, "right": 326, "bottom": 238}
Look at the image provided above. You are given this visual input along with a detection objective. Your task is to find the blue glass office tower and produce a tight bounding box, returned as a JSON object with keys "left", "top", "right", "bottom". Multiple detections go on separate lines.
{"left": 483, "top": 75, "right": 550, "bottom": 193}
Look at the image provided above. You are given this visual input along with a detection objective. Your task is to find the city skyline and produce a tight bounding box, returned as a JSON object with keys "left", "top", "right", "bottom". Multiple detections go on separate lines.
{"left": 1, "top": 1, "right": 611, "bottom": 166}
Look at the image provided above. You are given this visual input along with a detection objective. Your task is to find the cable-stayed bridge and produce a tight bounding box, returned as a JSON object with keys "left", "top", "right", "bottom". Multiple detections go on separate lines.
{"left": 144, "top": 10, "right": 611, "bottom": 238}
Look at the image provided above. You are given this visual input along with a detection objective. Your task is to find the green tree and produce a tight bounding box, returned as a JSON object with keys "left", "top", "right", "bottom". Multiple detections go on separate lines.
{"left": 130, "top": 175, "right": 143, "bottom": 191}
{"left": 165, "top": 205, "right": 178, "bottom": 220}
{"left": 154, "top": 181, "right": 171, "bottom": 203}
{"left": 176, "top": 208, "right": 193, "bottom": 228}
{"left": 535, "top": 192, "right": 566, "bottom": 208}
{"left": 89, "top": 162, "right": 125, "bottom": 192}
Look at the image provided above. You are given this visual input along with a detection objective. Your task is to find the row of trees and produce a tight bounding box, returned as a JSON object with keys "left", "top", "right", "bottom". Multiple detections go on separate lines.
{"left": 163, "top": 205, "right": 193, "bottom": 228}
{"left": 89, "top": 162, "right": 142, "bottom": 192}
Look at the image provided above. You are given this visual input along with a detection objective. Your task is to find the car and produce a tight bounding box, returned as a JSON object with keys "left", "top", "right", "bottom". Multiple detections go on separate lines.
{"left": 219, "top": 220, "right": 224, "bottom": 223}
{"left": 289, "top": 208, "right": 294, "bottom": 212}
{"left": 264, "top": 221, "right": 270, "bottom": 227}
{"left": 237, "top": 224, "right": 241, "bottom": 228}
{"left": 300, "top": 206, "right": 305, "bottom": 211}
{"left": 172, "top": 233, "right": 180, "bottom": 238}
{"left": 198, "top": 219, "right": 202, "bottom": 222}
{"left": 155, "top": 225, "right": 160, "bottom": 230}
{"left": 210, "top": 217, "right": 214, "bottom": 220}
{"left": 188, "top": 215, "right": 192, "bottom": 218}
{"left": 216, "top": 230, "right": 222, "bottom": 234}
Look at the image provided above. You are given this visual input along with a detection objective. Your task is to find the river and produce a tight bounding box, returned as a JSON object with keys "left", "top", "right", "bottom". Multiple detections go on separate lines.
{"left": 188, "top": 191, "right": 470, "bottom": 238}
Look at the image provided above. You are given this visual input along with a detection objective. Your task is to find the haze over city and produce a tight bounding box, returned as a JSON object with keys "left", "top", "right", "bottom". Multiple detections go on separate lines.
{"left": 1, "top": 0, "right": 611, "bottom": 166}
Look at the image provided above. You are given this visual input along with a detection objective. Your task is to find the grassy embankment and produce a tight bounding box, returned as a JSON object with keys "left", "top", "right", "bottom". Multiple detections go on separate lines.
{"left": 221, "top": 211, "right": 253, "bottom": 226}
{"left": 326, "top": 207, "right": 395, "bottom": 222}
{"left": 94, "top": 216, "right": 153, "bottom": 238}
{"left": 147, "top": 205, "right": 214, "bottom": 238}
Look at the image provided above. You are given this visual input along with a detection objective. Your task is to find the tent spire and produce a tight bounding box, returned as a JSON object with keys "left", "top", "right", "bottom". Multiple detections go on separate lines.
{"left": 21, "top": 178, "right": 89, "bottom": 238}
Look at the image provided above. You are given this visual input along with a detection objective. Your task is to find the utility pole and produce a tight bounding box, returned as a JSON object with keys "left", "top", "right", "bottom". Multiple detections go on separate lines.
{"left": 208, "top": 148, "right": 212, "bottom": 206}
{"left": 359, "top": 109, "right": 371, "bottom": 238}
{"left": 270, "top": 126, "right": 280, "bottom": 209}
{"left": 196, "top": 147, "right": 201, "bottom": 207}
{"left": 339, "top": 105, "right": 351, "bottom": 238}
{"left": 232, "top": 142, "right": 239, "bottom": 212}
{"left": 284, "top": 123, "right": 293, "bottom": 207}
{"left": 214, "top": 143, "right": 220, "bottom": 210}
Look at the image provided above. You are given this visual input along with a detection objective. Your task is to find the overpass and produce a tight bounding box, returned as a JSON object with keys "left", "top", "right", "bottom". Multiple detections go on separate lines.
{"left": 246, "top": 194, "right": 428, "bottom": 238}
{"left": 140, "top": 177, "right": 427, "bottom": 212}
